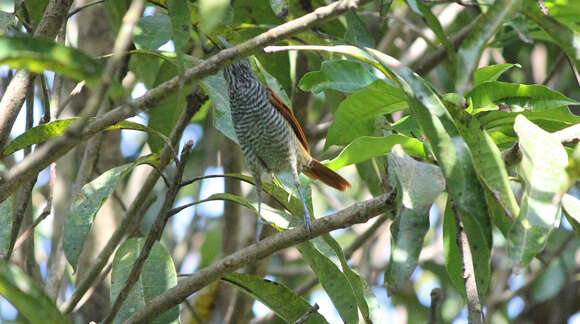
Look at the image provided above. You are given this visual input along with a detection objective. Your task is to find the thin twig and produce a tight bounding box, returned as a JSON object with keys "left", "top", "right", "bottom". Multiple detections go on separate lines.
{"left": 429, "top": 288, "right": 443, "bottom": 324}
{"left": 294, "top": 303, "right": 320, "bottom": 324}
{"left": 542, "top": 52, "right": 566, "bottom": 85}
{"left": 68, "top": 0, "right": 108, "bottom": 18}
{"left": 566, "top": 55, "right": 580, "bottom": 88}
{"left": 60, "top": 88, "right": 204, "bottom": 314}
{"left": 451, "top": 204, "right": 483, "bottom": 324}
{"left": 125, "top": 192, "right": 396, "bottom": 323}
{"left": 103, "top": 141, "right": 194, "bottom": 324}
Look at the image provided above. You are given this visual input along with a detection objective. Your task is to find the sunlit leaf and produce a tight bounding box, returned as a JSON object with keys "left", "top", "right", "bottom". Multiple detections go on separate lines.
{"left": 467, "top": 81, "right": 579, "bottom": 111}
{"left": 325, "top": 135, "right": 427, "bottom": 170}
{"left": 508, "top": 115, "right": 568, "bottom": 267}
{"left": 3, "top": 118, "right": 173, "bottom": 156}
{"left": 299, "top": 60, "right": 379, "bottom": 94}
{"left": 473, "top": 64, "right": 520, "bottom": 87}
{"left": 386, "top": 145, "right": 445, "bottom": 292}
{"left": 326, "top": 80, "right": 407, "bottom": 147}
{"left": 0, "top": 36, "right": 103, "bottom": 86}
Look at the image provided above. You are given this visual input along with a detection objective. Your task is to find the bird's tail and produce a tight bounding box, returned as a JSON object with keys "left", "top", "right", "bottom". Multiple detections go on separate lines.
{"left": 303, "top": 159, "right": 351, "bottom": 191}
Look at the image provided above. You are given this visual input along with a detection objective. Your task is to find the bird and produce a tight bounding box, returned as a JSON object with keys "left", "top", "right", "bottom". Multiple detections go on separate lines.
{"left": 221, "top": 44, "right": 350, "bottom": 240}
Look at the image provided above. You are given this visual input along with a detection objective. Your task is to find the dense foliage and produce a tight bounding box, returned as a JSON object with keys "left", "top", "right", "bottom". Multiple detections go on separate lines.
{"left": 0, "top": 0, "right": 579, "bottom": 323}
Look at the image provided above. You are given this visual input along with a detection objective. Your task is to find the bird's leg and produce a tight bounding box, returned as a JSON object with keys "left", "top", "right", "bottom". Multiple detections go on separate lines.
{"left": 255, "top": 176, "right": 264, "bottom": 242}
{"left": 292, "top": 171, "right": 311, "bottom": 233}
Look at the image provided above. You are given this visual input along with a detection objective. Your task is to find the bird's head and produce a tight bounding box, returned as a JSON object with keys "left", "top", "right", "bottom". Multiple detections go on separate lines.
{"left": 223, "top": 58, "right": 256, "bottom": 87}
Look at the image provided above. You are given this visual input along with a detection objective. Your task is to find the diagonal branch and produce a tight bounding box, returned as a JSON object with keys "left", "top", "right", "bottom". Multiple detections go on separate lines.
{"left": 0, "top": 0, "right": 372, "bottom": 203}
{"left": 124, "top": 192, "right": 395, "bottom": 324}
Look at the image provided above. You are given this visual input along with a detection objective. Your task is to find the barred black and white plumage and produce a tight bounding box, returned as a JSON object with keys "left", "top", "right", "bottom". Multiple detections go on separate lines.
{"left": 223, "top": 54, "right": 350, "bottom": 240}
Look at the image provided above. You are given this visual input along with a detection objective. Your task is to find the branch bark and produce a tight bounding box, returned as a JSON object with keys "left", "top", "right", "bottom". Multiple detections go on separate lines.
{"left": 0, "top": 0, "right": 372, "bottom": 203}
{"left": 124, "top": 192, "right": 395, "bottom": 324}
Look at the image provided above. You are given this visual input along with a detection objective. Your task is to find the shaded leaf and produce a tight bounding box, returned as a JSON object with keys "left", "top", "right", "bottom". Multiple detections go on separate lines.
{"left": 522, "top": 1, "right": 580, "bottom": 70}
{"left": 167, "top": 0, "right": 191, "bottom": 71}
{"left": 64, "top": 164, "right": 134, "bottom": 270}
{"left": 111, "top": 238, "right": 178, "bottom": 324}
{"left": 223, "top": 273, "right": 328, "bottom": 324}
{"left": 344, "top": 11, "right": 372, "bottom": 47}
{"left": 454, "top": 0, "right": 518, "bottom": 93}
{"left": 0, "top": 198, "right": 12, "bottom": 258}
{"left": 326, "top": 80, "right": 407, "bottom": 146}
{"left": 201, "top": 72, "right": 238, "bottom": 143}
{"left": 508, "top": 115, "right": 568, "bottom": 267}
{"left": 3, "top": 118, "right": 173, "bottom": 156}
{"left": 442, "top": 196, "right": 465, "bottom": 298}
{"left": 444, "top": 97, "right": 520, "bottom": 219}
{"left": 299, "top": 60, "right": 379, "bottom": 94}
{"left": 386, "top": 145, "right": 445, "bottom": 292}
{"left": 296, "top": 241, "right": 359, "bottom": 324}
{"left": 0, "top": 36, "right": 103, "bottom": 86}
{"left": 134, "top": 14, "right": 172, "bottom": 50}
{"left": 0, "top": 261, "right": 71, "bottom": 324}
{"left": 367, "top": 49, "right": 491, "bottom": 300}
{"left": 325, "top": 135, "right": 427, "bottom": 170}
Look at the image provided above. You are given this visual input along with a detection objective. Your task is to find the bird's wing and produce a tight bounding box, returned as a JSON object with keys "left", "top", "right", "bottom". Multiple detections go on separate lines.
{"left": 266, "top": 87, "right": 310, "bottom": 153}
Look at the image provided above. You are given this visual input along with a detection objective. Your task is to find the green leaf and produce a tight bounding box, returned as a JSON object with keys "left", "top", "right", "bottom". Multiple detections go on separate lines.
{"left": 444, "top": 97, "right": 520, "bottom": 219}
{"left": 134, "top": 14, "right": 172, "bottom": 50}
{"left": 325, "top": 135, "right": 427, "bottom": 170}
{"left": 296, "top": 241, "right": 359, "bottom": 324}
{"left": 167, "top": 0, "right": 191, "bottom": 71}
{"left": 3, "top": 118, "right": 173, "bottom": 156}
{"left": 367, "top": 49, "right": 491, "bottom": 300}
{"left": 22, "top": 0, "right": 48, "bottom": 27}
{"left": 199, "top": 0, "right": 229, "bottom": 33}
{"left": 418, "top": 2, "right": 456, "bottom": 73}
{"left": 473, "top": 64, "right": 520, "bottom": 87}
{"left": 0, "top": 198, "right": 11, "bottom": 256}
{"left": 147, "top": 60, "right": 189, "bottom": 152}
{"left": 454, "top": 0, "right": 518, "bottom": 93}
{"left": 344, "top": 11, "right": 372, "bottom": 47}
{"left": 111, "top": 238, "right": 179, "bottom": 324}
{"left": 386, "top": 145, "right": 445, "bottom": 292}
{"left": 199, "top": 227, "right": 222, "bottom": 269}
{"left": 299, "top": 60, "right": 379, "bottom": 94}
{"left": 562, "top": 193, "right": 580, "bottom": 234}
{"left": 522, "top": 1, "right": 580, "bottom": 70}
{"left": 223, "top": 273, "right": 328, "bottom": 324}
{"left": 0, "top": 260, "right": 71, "bottom": 324}
{"left": 508, "top": 115, "right": 569, "bottom": 267}
{"left": 326, "top": 80, "right": 407, "bottom": 147}
{"left": 442, "top": 196, "right": 465, "bottom": 298}
{"left": 64, "top": 164, "right": 134, "bottom": 270}
{"left": 0, "top": 36, "right": 103, "bottom": 86}
{"left": 201, "top": 72, "right": 238, "bottom": 143}
{"left": 467, "top": 81, "right": 579, "bottom": 111}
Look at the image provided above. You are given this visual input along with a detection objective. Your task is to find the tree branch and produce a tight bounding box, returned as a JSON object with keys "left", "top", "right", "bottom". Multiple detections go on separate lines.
{"left": 452, "top": 204, "right": 483, "bottom": 324}
{"left": 103, "top": 141, "right": 194, "bottom": 324}
{"left": 0, "top": 0, "right": 372, "bottom": 203}
{"left": 124, "top": 192, "right": 395, "bottom": 324}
